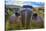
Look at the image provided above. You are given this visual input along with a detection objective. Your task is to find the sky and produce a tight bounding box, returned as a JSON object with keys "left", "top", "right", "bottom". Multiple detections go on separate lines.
{"left": 5, "top": 0, "right": 44, "bottom": 7}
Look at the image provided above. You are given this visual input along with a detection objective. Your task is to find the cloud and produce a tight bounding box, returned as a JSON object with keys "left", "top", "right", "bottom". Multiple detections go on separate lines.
{"left": 5, "top": 0, "right": 15, "bottom": 5}
{"left": 5, "top": 0, "right": 44, "bottom": 7}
